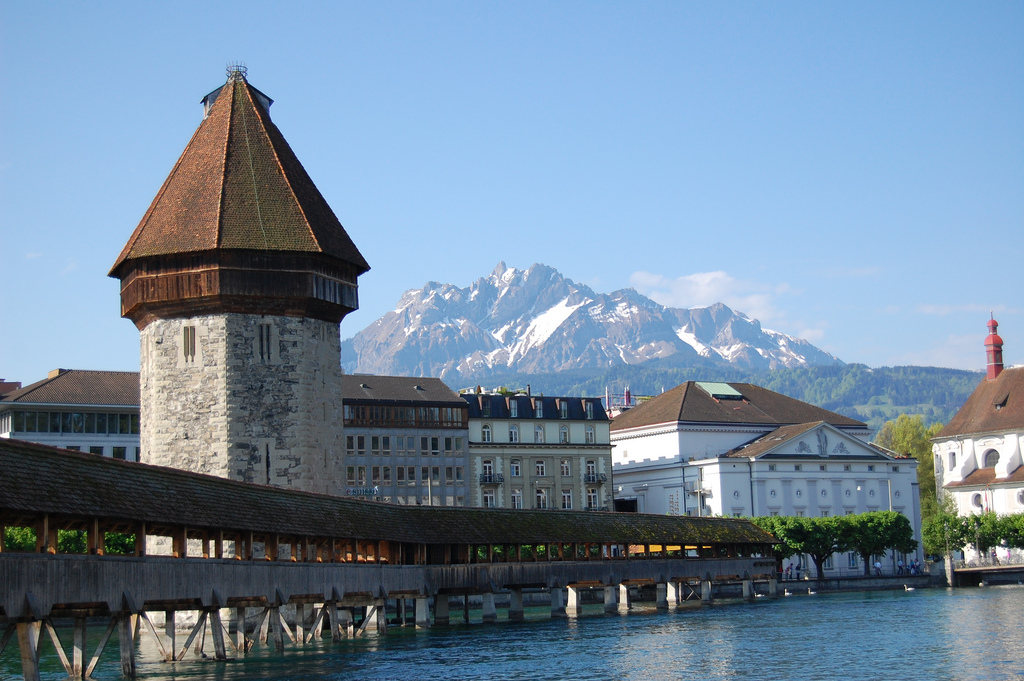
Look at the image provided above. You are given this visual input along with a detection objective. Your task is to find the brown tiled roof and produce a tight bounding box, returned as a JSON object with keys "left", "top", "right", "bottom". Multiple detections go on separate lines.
{"left": 946, "top": 464, "right": 1024, "bottom": 488}
{"left": 341, "top": 375, "right": 464, "bottom": 405}
{"left": 0, "top": 439, "right": 773, "bottom": 546}
{"left": 936, "top": 367, "right": 1024, "bottom": 439}
{"left": 611, "top": 382, "right": 864, "bottom": 432}
{"left": 110, "top": 74, "right": 368, "bottom": 275}
{"left": 0, "top": 370, "right": 139, "bottom": 407}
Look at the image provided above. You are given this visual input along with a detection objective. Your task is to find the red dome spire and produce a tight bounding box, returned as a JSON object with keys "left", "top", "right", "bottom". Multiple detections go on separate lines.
{"left": 985, "top": 314, "right": 1004, "bottom": 380}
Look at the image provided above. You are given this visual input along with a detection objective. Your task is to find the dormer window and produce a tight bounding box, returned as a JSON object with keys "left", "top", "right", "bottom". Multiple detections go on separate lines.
{"left": 560, "top": 401, "right": 568, "bottom": 419}
{"left": 585, "top": 402, "right": 594, "bottom": 419}
{"left": 535, "top": 401, "right": 543, "bottom": 418}
{"left": 510, "top": 400, "right": 518, "bottom": 418}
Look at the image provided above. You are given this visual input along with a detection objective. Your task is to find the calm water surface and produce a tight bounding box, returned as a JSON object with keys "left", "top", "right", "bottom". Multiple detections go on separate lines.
{"left": 9, "top": 586, "right": 1024, "bottom": 680}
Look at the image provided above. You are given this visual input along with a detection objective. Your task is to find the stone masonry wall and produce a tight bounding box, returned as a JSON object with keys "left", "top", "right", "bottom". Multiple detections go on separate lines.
{"left": 140, "top": 314, "right": 344, "bottom": 494}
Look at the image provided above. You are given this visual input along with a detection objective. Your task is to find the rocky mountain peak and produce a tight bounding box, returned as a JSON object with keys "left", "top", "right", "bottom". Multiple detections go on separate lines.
{"left": 341, "top": 263, "right": 842, "bottom": 380}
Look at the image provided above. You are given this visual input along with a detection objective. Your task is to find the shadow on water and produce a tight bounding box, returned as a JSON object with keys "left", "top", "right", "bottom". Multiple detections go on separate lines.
{"left": 5, "top": 587, "right": 1024, "bottom": 680}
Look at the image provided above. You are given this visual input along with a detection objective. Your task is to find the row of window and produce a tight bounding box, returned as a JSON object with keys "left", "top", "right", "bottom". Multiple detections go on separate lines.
{"left": 943, "top": 449, "right": 999, "bottom": 473}
{"left": 343, "top": 405, "right": 465, "bottom": 428}
{"left": 4, "top": 410, "right": 139, "bottom": 436}
{"left": 481, "top": 458, "right": 602, "bottom": 479}
{"left": 345, "top": 435, "right": 464, "bottom": 457}
{"left": 345, "top": 465, "right": 466, "bottom": 486}
{"left": 481, "top": 487, "right": 601, "bottom": 510}
{"left": 765, "top": 463, "right": 889, "bottom": 473}
{"left": 64, "top": 445, "right": 139, "bottom": 461}
{"left": 480, "top": 423, "right": 596, "bottom": 444}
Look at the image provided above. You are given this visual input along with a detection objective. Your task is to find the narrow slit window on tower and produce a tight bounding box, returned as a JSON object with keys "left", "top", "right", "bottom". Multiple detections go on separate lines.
{"left": 258, "top": 323, "right": 273, "bottom": 363}
{"left": 182, "top": 325, "right": 197, "bottom": 363}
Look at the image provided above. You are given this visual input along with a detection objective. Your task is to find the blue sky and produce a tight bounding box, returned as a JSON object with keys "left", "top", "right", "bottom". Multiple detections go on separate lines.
{"left": 1, "top": 2, "right": 1021, "bottom": 384}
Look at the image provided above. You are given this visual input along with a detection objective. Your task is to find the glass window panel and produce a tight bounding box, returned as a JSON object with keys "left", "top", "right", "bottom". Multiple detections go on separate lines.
{"left": 84, "top": 413, "right": 96, "bottom": 434}
{"left": 23, "top": 411, "right": 37, "bottom": 433}
{"left": 131, "top": 414, "right": 140, "bottom": 434}
{"left": 12, "top": 411, "right": 24, "bottom": 432}
{"left": 63, "top": 413, "right": 74, "bottom": 433}
{"left": 50, "top": 412, "right": 62, "bottom": 433}
{"left": 72, "top": 413, "right": 85, "bottom": 434}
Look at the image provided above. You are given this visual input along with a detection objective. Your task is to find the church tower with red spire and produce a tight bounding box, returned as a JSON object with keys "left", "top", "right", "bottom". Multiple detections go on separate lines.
{"left": 986, "top": 315, "right": 1004, "bottom": 381}
{"left": 110, "top": 67, "right": 369, "bottom": 493}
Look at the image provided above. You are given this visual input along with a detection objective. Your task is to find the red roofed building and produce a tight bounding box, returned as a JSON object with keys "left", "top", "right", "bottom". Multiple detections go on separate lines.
{"left": 933, "top": 318, "right": 1023, "bottom": 561}
{"left": 109, "top": 67, "right": 368, "bottom": 493}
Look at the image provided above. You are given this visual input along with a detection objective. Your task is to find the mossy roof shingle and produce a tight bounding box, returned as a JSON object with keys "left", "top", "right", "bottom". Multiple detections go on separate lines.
{"left": 0, "top": 439, "right": 772, "bottom": 546}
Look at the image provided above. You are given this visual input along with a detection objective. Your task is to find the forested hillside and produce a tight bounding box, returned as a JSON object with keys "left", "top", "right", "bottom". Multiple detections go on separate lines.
{"left": 464, "top": 363, "right": 982, "bottom": 432}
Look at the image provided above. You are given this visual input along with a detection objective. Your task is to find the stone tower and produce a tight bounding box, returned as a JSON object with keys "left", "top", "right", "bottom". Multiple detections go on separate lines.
{"left": 109, "top": 67, "right": 369, "bottom": 494}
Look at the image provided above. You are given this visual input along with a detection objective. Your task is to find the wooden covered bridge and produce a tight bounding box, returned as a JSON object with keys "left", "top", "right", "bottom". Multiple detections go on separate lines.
{"left": 0, "top": 439, "right": 777, "bottom": 679}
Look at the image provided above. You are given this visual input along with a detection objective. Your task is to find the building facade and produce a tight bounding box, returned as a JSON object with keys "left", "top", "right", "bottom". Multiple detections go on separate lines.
{"left": 463, "top": 391, "right": 613, "bottom": 510}
{"left": 611, "top": 381, "right": 922, "bottom": 575}
{"left": 0, "top": 369, "right": 140, "bottom": 461}
{"left": 341, "top": 375, "right": 468, "bottom": 506}
{"left": 108, "top": 67, "right": 368, "bottom": 494}
{"left": 933, "top": 319, "right": 1024, "bottom": 561}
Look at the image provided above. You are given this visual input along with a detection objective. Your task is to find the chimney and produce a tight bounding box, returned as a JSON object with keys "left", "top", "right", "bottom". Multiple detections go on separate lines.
{"left": 986, "top": 315, "right": 1004, "bottom": 380}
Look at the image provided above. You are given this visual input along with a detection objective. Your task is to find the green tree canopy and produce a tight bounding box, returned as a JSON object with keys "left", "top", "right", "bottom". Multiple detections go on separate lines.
{"left": 845, "top": 511, "right": 917, "bottom": 575}
{"left": 749, "top": 515, "right": 800, "bottom": 563}
{"left": 784, "top": 516, "right": 849, "bottom": 581}
{"left": 874, "top": 413, "right": 944, "bottom": 550}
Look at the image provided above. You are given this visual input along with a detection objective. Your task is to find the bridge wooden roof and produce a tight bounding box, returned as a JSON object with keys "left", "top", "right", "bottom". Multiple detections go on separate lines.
{"left": 0, "top": 439, "right": 772, "bottom": 547}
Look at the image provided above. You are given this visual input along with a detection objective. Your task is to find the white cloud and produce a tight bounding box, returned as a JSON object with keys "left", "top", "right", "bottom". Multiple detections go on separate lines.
{"left": 629, "top": 269, "right": 790, "bottom": 323}
{"left": 25, "top": 252, "right": 42, "bottom": 260}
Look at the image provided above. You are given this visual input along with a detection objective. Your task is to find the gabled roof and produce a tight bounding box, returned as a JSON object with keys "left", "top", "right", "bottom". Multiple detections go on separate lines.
{"left": 341, "top": 375, "right": 464, "bottom": 405}
{"left": 936, "top": 367, "right": 1024, "bottom": 439}
{"left": 0, "top": 438, "right": 773, "bottom": 546}
{"left": 720, "top": 421, "right": 895, "bottom": 460}
{"left": 0, "top": 370, "right": 139, "bottom": 407}
{"left": 610, "top": 381, "right": 864, "bottom": 432}
{"left": 110, "top": 72, "right": 368, "bottom": 276}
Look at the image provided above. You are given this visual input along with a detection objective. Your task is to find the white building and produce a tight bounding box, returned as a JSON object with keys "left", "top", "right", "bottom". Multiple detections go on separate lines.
{"left": 0, "top": 369, "right": 140, "bottom": 461}
{"left": 933, "top": 318, "right": 1024, "bottom": 561}
{"left": 463, "top": 391, "right": 613, "bottom": 510}
{"left": 612, "top": 381, "right": 921, "bottom": 575}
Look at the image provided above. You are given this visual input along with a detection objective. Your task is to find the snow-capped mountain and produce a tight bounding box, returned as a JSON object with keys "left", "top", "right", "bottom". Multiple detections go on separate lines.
{"left": 341, "top": 263, "right": 842, "bottom": 380}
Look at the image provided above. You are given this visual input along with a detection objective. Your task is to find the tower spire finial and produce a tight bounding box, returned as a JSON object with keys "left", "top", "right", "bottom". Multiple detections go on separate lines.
{"left": 226, "top": 62, "right": 247, "bottom": 82}
{"left": 985, "top": 315, "right": 1004, "bottom": 380}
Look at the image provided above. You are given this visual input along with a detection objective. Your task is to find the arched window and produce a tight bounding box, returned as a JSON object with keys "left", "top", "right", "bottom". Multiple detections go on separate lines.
{"left": 535, "top": 425, "right": 545, "bottom": 443}
{"left": 948, "top": 452, "right": 956, "bottom": 472}
{"left": 585, "top": 425, "right": 595, "bottom": 444}
{"left": 481, "top": 424, "right": 492, "bottom": 443}
{"left": 559, "top": 425, "right": 569, "bottom": 444}
{"left": 983, "top": 450, "right": 999, "bottom": 468}
{"left": 509, "top": 424, "right": 519, "bottom": 443}
{"left": 972, "top": 493, "right": 983, "bottom": 509}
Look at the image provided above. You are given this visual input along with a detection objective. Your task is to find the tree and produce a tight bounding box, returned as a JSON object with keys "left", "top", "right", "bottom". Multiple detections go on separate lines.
{"left": 968, "top": 511, "right": 1002, "bottom": 558}
{"left": 921, "top": 497, "right": 970, "bottom": 557}
{"left": 845, "top": 511, "right": 915, "bottom": 576}
{"left": 785, "top": 516, "right": 848, "bottom": 581}
{"left": 874, "top": 413, "right": 944, "bottom": 547}
{"left": 999, "top": 514, "right": 1024, "bottom": 550}
{"left": 749, "top": 515, "right": 800, "bottom": 566}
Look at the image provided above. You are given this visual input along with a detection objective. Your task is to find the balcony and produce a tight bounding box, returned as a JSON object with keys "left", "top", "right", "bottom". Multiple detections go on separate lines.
{"left": 584, "top": 473, "right": 607, "bottom": 484}
{"left": 479, "top": 473, "right": 504, "bottom": 485}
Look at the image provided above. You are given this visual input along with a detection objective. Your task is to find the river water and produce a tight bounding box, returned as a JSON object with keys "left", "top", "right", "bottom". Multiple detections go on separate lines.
{"left": 9, "top": 586, "right": 1024, "bottom": 680}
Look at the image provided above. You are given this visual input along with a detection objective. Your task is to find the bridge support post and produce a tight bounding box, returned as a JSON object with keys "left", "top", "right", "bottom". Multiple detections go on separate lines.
{"left": 742, "top": 579, "right": 753, "bottom": 602}
{"left": 327, "top": 602, "right": 342, "bottom": 641}
{"left": 618, "top": 584, "right": 630, "bottom": 613}
{"left": 415, "top": 597, "right": 431, "bottom": 628}
{"left": 508, "top": 589, "right": 524, "bottom": 621}
{"left": 565, "top": 586, "right": 581, "bottom": 617}
{"left": 209, "top": 609, "right": 227, "bottom": 660}
{"left": 434, "top": 595, "right": 450, "bottom": 625}
{"left": 340, "top": 608, "right": 354, "bottom": 637}
{"left": 656, "top": 583, "right": 668, "bottom": 610}
{"left": 603, "top": 586, "right": 617, "bottom": 613}
{"left": 768, "top": 577, "right": 778, "bottom": 598}
{"left": 236, "top": 607, "right": 247, "bottom": 652}
{"left": 666, "top": 581, "right": 680, "bottom": 607}
{"left": 550, "top": 587, "right": 566, "bottom": 618}
{"left": 118, "top": 614, "right": 137, "bottom": 677}
{"left": 73, "top": 616, "right": 86, "bottom": 678}
{"left": 17, "top": 621, "right": 42, "bottom": 681}
{"left": 165, "top": 611, "right": 176, "bottom": 656}
{"left": 481, "top": 593, "right": 497, "bottom": 622}
{"left": 701, "top": 579, "right": 712, "bottom": 604}
{"left": 374, "top": 602, "right": 388, "bottom": 635}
